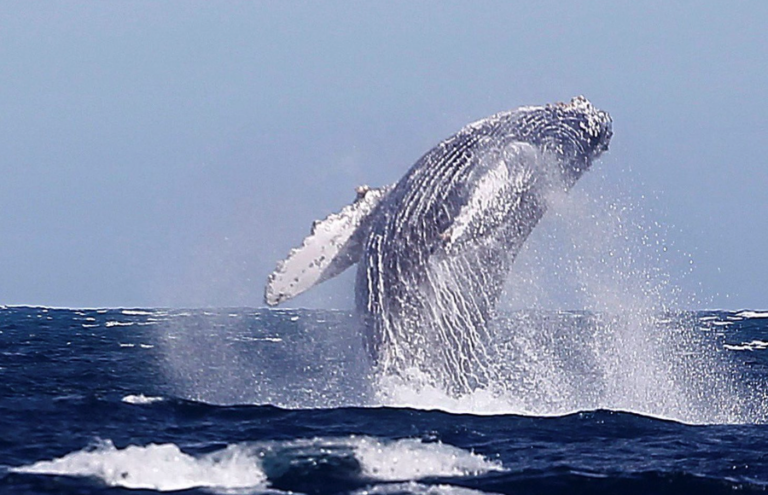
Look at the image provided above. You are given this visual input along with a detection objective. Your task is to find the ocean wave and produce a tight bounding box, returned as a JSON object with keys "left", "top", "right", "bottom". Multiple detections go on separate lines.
{"left": 724, "top": 340, "right": 768, "bottom": 352}
{"left": 11, "top": 436, "right": 502, "bottom": 492}
{"left": 105, "top": 321, "right": 135, "bottom": 328}
{"left": 351, "top": 481, "right": 497, "bottom": 495}
{"left": 353, "top": 437, "right": 503, "bottom": 480}
{"left": 121, "top": 309, "right": 155, "bottom": 316}
{"left": 735, "top": 310, "right": 768, "bottom": 319}
{"left": 122, "top": 394, "right": 165, "bottom": 405}
{"left": 11, "top": 440, "right": 267, "bottom": 492}
{"left": 374, "top": 371, "right": 524, "bottom": 416}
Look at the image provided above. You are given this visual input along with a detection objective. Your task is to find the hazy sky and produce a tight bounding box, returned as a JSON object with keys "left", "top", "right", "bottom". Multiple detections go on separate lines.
{"left": 1, "top": 1, "right": 766, "bottom": 309}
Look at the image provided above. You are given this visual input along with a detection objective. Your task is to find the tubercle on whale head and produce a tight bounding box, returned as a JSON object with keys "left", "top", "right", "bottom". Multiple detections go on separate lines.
{"left": 555, "top": 95, "right": 613, "bottom": 157}
{"left": 534, "top": 96, "right": 612, "bottom": 186}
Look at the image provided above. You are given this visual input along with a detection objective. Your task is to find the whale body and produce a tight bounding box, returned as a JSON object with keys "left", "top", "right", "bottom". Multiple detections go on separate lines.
{"left": 265, "top": 96, "right": 612, "bottom": 394}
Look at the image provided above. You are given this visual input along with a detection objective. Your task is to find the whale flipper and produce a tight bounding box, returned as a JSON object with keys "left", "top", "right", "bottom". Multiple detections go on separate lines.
{"left": 265, "top": 184, "right": 392, "bottom": 306}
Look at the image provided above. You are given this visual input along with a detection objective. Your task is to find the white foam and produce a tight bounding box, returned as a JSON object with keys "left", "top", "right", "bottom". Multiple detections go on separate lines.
{"left": 118, "top": 343, "right": 154, "bottom": 349}
{"left": 711, "top": 320, "right": 733, "bottom": 327}
{"left": 354, "top": 437, "right": 503, "bottom": 481}
{"left": 736, "top": 310, "right": 768, "bottom": 319}
{"left": 353, "top": 481, "right": 496, "bottom": 495}
{"left": 12, "top": 440, "right": 266, "bottom": 492}
{"left": 724, "top": 340, "right": 768, "bottom": 352}
{"left": 239, "top": 336, "right": 283, "bottom": 343}
{"left": 122, "top": 394, "right": 164, "bottom": 405}
{"left": 13, "top": 436, "right": 500, "bottom": 491}
{"left": 105, "top": 321, "right": 134, "bottom": 328}
{"left": 121, "top": 309, "right": 154, "bottom": 316}
{"left": 374, "top": 371, "right": 524, "bottom": 416}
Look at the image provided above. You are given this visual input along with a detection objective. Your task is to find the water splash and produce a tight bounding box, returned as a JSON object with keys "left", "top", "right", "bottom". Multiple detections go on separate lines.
{"left": 156, "top": 309, "right": 374, "bottom": 408}
{"left": 498, "top": 183, "right": 747, "bottom": 422}
{"left": 375, "top": 180, "right": 766, "bottom": 424}
{"left": 153, "top": 306, "right": 766, "bottom": 423}
{"left": 154, "top": 177, "right": 766, "bottom": 424}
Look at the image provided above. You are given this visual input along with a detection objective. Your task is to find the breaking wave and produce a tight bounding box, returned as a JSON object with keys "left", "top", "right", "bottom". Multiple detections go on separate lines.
{"left": 12, "top": 436, "right": 502, "bottom": 492}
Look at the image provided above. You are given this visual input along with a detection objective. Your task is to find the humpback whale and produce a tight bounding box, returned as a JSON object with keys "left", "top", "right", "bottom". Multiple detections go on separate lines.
{"left": 265, "top": 96, "right": 612, "bottom": 394}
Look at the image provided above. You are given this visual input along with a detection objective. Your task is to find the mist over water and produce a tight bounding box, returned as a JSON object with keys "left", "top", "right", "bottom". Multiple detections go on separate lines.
{"left": 156, "top": 174, "right": 767, "bottom": 425}
{"left": 514, "top": 181, "right": 767, "bottom": 422}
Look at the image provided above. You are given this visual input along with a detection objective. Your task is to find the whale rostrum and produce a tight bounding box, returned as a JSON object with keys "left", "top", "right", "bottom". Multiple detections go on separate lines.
{"left": 265, "top": 96, "right": 613, "bottom": 395}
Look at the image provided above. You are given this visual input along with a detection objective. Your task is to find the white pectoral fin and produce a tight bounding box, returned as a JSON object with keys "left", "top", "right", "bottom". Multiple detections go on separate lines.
{"left": 264, "top": 185, "right": 392, "bottom": 306}
{"left": 443, "top": 141, "right": 538, "bottom": 252}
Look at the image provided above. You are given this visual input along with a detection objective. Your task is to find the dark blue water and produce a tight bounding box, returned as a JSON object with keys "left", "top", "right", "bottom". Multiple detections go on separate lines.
{"left": 1, "top": 306, "right": 767, "bottom": 494}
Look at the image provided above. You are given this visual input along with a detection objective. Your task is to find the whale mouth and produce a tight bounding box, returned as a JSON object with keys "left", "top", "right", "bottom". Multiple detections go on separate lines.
{"left": 595, "top": 121, "right": 613, "bottom": 156}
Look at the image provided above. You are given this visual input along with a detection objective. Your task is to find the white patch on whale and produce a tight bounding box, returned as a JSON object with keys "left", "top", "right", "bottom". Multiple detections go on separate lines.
{"left": 265, "top": 184, "right": 392, "bottom": 306}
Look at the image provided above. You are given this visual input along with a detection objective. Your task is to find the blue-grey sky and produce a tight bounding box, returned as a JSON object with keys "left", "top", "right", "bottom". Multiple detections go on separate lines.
{"left": 1, "top": 1, "right": 766, "bottom": 309}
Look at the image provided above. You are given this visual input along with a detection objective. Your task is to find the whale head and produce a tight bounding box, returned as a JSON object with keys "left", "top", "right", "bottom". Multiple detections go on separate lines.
{"left": 519, "top": 96, "right": 612, "bottom": 187}
{"left": 560, "top": 95, "right": 613, "bottom": 159}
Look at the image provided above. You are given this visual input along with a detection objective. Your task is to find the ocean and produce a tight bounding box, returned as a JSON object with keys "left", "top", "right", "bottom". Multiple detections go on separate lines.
{"left": 1, "top": 306, "right": 767, "bottom": 494}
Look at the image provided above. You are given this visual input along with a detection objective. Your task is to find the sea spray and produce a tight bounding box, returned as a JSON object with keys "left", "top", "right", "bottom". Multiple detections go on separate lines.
{"left": 372, "top": 176, "right": 766, "bottom": 423}
{"left": 153, "top": 182, "right": 766, "bottom": 422}
{"left": 156, "top": 309, "right": 373, "bottom": 408}
{"left": 484, "top": 182, "right": 760, "bottom": 423}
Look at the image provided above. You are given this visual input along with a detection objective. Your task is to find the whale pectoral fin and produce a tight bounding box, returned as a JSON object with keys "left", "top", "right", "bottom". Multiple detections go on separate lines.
{"left": 442, "top": 141, "right": 538, "bottom": 253}
{"left": 264, "top": 184, "right": 392, "bottom": 306}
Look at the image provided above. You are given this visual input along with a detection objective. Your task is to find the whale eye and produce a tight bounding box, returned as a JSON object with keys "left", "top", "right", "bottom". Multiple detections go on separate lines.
{"left": 599, "top": 124, "right": 613, "bottom": 151}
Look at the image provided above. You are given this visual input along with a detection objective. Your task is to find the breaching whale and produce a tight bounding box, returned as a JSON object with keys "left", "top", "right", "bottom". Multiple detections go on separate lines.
{"left": 265, "top": 96, "right": 612, "bottom": 395}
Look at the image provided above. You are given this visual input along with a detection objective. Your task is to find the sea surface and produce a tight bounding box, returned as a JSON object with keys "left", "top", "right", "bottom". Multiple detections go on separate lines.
{"left": 1, "top": 306, "right": 767, "bottom": 494}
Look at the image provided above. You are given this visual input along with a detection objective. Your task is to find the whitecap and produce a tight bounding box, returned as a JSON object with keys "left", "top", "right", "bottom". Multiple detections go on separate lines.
{"left": 724, "top": 340, "right": 768, "bottom": 352}
{"left": 353, "top": 437, "right": 503, "bottom": 481}
{"left": 121, "top": 309, "right": 154, "bottom": 316}
{"left": 105, "top": 321, "right": 134, "bottom": 328}
{"left": 239, "top": 336, "right": 283, "bottom": 343}
{"left": 735, "top": 310, "right": 768, "bottom": 319}
{"left": 352, "top": 481, "right": 498, "bottom": 495}
{"left": 11, "top": 440, "right": 266, "bottom": 492}
{"left": 257, "top": 436, "right": 502, "bottom": 481}
{"left": 122, "top": 394, "right": 164, "bottom": 405}
{"left": 12, "top": 436, "right": 499, "bottom": 492}
{"left": 710, "top": 321, "right": 732, "bottom": 327}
